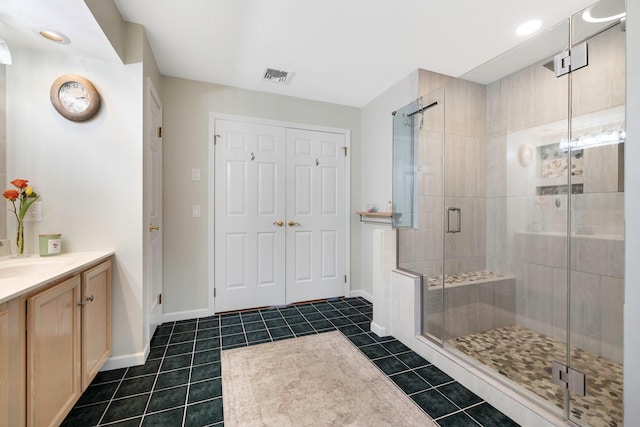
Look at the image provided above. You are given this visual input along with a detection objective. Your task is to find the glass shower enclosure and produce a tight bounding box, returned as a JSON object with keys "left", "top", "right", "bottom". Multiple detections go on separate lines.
{"left": 392, "top": 0, "right": 625, "bottom": 425}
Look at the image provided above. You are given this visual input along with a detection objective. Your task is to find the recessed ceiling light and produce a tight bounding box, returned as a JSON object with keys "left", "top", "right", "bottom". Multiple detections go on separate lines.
{"left": 516, "top": 20, "right": 542, "bottom": 36}
{"left": 582, "top": 6, "right": 626, "bottom": 23}
{"left": 39, "top": 30, "right": 70, "bottom": 44}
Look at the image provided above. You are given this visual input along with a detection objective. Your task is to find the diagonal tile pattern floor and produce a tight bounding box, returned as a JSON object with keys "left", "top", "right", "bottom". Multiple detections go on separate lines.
{"left": 62, "top": 297, "right": 519, "bottom": 427}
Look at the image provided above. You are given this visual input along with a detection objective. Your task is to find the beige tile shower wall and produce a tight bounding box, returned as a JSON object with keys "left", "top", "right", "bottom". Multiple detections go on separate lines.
{"left": 425, "top": 277, "right": 516, "bottom": 341}
{"left": 399, "top": 70, "right": 487, "bottom": 276}
{"left": 485, "top": 25, "right": 625, "bottom": 363}
{"left": 412, "top": 71, "right": 488, "bottom": 277}
{"left": 444, "top": 79, "right": 487, "bottom": 274}
{"left": 572, "top": 27, "right": 626, "bottom": 117}
{"left": 396, "top": 70, "right": 451, "bottom": 273}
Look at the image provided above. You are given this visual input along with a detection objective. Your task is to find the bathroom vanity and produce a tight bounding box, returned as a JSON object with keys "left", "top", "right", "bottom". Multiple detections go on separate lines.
{"left": 0, "top": 251, "right": 113, "bottom": 427}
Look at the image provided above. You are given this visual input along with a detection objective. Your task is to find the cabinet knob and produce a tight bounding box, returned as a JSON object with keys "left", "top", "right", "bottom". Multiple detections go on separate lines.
{"left": 86, "top": 295, "right": 94, "bottom": 302}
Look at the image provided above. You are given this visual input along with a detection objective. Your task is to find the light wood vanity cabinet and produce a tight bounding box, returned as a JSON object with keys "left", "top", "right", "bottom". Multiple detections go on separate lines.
{"left": 0, "top": 301, "right": 10, "bottom": 427}
{"left": 27, "top": 275, "right": 83, "bottom": 427}
{"left": 3, "top": 258, "right": 112, "bottom": 427}
{"left": 81, "top": 260, "right": 112, "bottom": 389}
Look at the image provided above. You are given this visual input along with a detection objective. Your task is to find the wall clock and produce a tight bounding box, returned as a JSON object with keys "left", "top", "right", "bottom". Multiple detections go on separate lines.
{"left": 50, "top": 74, "right": 101, "bottom": 122}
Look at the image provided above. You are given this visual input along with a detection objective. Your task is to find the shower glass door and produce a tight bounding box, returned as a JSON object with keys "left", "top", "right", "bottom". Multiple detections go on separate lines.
{"left": 567, "top": 1, "right": 625, "bottom": 424}
{"left": 441, "top": 77, "right": 490, "bottom": 344}
{"left": 452, "top": 16, "right": 575, "bottom": 422}
{"left": 392, "top": 87, "right": 446, "bottom": 343}
{"left": 416, "top": 87, "right": 445, "bottom": 343}
{"left": 392, "top": 99, "right": 419, "bottom": 233}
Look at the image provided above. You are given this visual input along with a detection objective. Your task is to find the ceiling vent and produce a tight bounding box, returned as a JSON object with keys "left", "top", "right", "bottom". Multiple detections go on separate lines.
{"left": 262, "top": 68, "right": 292, "bottom": 85}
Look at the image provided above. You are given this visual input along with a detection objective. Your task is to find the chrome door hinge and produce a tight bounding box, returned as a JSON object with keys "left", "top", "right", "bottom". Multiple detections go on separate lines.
{"left": 554, "top": 42, "right": 588, "bottom": 77}
{"left": 342, "top": 147, "right": 348, "bottom": 156}
{"left": 552, "top": 361, "right": 586, "bottom": 396}
{"left": 214, "top": 288, "right": 217, "bottom": 298}
{"left": 344, "top": 275, "right": 347, "bottom": 283}
{"left": 158, "top": 293, "right": 162, "bottom": 304}
{"left": 158, "top": 127, "right": 162, "bottom": 138}
{"left": 214, "top": 134, "right": 220, "bottom": 145}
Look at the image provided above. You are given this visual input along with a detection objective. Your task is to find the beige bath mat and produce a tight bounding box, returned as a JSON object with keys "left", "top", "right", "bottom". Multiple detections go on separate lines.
{"left": 221, "top": 331, "right": 436, "bottom": 426}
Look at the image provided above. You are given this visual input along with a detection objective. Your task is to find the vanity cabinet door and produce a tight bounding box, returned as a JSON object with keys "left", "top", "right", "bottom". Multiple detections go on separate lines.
{"left": 27, "top": 275, "right": 82, "bottom": 427}
{"left": 0, "top": 302, "right": 9, "bottom": 427}
{"left": 81, "top": 259, "right": 112, "bottom": 390}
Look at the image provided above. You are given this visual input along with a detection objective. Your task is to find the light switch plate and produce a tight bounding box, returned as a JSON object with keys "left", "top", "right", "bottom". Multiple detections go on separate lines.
{"left": 192, "top": 205, "right": 201, "bottom": 217}
{"left": 192, "top": 168, "right": 201, "bottom": 181}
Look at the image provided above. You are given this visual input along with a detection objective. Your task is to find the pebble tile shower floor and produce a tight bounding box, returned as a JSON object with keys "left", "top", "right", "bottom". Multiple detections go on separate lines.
{"left": 450, "top": 325, "right": 623, "bottom": 427}
{"left": 61, "top": 298, "right": 519, "bottom": 427}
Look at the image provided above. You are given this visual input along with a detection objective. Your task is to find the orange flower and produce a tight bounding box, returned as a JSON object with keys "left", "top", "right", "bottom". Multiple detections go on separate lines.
{"left": 3, "top": 189, "right": 19, "bottom": 200}
{"left": 10, "top": 179, "right": 29, "bottom": 188}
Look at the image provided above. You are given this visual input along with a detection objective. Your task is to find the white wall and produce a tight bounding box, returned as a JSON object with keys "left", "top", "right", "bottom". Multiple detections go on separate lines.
{"left": 160, "top": 76, "right": 361, "bottom": 316}
{"left": 359, "top": 71, "right": 419, "bottom": 296}
{"left": 624, "top": 0, "right": 639, "bottom": 422}
{"left": 5, "top": 35, "right": 146, "bottom": 361}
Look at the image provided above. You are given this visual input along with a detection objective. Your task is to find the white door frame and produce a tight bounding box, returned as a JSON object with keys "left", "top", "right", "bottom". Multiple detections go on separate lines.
{"left": 208, "top": 113, "right": 351, "bottom": 315}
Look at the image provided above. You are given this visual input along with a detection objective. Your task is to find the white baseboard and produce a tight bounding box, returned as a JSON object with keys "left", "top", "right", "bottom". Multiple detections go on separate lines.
{"left": 349, "top": 289, "right": 373, "bottom": 303}
{"left": 162, "top": 308, "right": 211, "bottom": 323}
{"left": 102, "top": 344, "right": 149, "bottom": 371}
{"left": 370, "top": 321, "right": 387, "bottom": 337}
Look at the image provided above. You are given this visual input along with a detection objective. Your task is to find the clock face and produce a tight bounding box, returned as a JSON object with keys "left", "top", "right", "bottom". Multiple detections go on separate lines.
{"left": 59, "top": 81, "right": 90, "bottom": 113}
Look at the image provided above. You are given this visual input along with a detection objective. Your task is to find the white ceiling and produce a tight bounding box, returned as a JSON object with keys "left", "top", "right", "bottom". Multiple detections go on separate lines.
{"left": 1, "top": 0, "right": 604, "bottom": 107}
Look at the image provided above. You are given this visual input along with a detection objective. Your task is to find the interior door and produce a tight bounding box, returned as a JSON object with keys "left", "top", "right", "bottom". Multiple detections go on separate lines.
{"left": 214, "top": 119, "right": 287, "bottom": 312}
{"left": 146, "top": 82, "right": 163, "bottom": 338}
{"left": 285, "top": 128, "right": 346, "bottom": 303}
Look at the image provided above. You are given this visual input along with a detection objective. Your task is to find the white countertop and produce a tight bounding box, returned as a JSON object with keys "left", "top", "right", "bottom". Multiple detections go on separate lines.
{"left": 0, "top": 251, "right": 114, "bottom": 304}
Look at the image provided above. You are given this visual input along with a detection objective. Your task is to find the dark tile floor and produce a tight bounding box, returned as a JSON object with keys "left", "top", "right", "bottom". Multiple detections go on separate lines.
{"left": 62, "top": 297, "right": 519, "bottom": 427}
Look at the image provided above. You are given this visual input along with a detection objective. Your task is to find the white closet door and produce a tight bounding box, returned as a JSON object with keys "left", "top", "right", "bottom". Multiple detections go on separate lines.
{"left": 214, "top": 119, "right": 287, "bottom": 312}
{"left": 285, "top": 128, "right": 346, "bottom": 303}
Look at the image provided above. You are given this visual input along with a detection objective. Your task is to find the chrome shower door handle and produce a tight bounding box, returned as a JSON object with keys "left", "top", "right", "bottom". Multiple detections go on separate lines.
{"left": 446, "top": 207, "right": 461, "bottom": 233}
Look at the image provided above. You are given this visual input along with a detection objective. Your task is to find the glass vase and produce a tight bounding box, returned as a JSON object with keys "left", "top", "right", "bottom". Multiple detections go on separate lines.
{"left": 16, "top": 220, "right": 24, "bottom": 255}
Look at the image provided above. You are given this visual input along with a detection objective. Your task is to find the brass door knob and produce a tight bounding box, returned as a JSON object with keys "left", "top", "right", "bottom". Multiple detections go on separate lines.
{"left": 149, "top": 224, "right": 160, "bottom": 231}
{"left": 273, "top": 220, "right": 284, "bottom": 227}
{"left": 288, "top": 220, "right": 301, "bottom": 227}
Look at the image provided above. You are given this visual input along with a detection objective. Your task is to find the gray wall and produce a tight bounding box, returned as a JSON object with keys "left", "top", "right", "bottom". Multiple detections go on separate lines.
{"left": 160, "top": 76, "right": 361, "bottom": 316}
